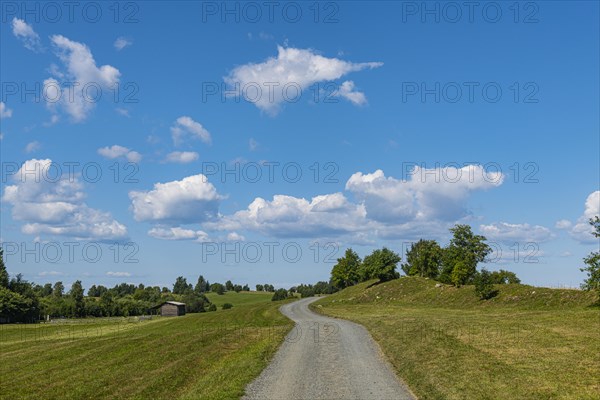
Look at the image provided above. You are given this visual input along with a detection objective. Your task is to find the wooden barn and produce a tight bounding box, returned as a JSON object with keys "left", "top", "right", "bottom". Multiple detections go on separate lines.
{"left": 153, "top": 301, "right": 186, "bottom": 317}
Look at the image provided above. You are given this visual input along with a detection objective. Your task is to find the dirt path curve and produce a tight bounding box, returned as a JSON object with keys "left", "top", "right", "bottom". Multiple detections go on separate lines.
{"left": 242, "top": 297, "right": 415, "bottom": 400}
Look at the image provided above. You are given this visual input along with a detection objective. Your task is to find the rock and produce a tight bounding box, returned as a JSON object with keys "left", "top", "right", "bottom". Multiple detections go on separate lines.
{"left": 435, "top": 283, "right": 443, "bottom": 288}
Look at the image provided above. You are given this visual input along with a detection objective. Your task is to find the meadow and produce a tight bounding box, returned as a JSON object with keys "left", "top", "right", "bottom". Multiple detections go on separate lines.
{"left": 0, "top": 292, "right": 293, "bottom": 400}
{"left": 313, "top": 277, "right": 600, "bottom": 400}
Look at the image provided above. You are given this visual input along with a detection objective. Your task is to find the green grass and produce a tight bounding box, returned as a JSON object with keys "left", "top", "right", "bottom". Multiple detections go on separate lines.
{"left": 205, "top": 290, "right": 273, "bottom": 307}
{"left": 0, "top": 295, "right": 293, "bottom": 400}
{"left": 313, "top": 277, "right": 600, "bottom": 400}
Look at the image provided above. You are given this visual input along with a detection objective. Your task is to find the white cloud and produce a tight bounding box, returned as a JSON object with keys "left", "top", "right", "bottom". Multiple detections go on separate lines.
{"left": 171, "top": 116, "right": 212, "bottom": 146}
{"left": 38, "top": 271, "right": 64, "bottom": 277}
{"left": 334, "top": 81, "right": 367, "bottom": 106}
{"left": 346, "top": 165, "right": 503, "bottom": 223}
{"left": 106, "top": 271, "right": 132, "bottom": 277}
{"left": 46, "top": 35, "right": 120, "bottom": 122}
{"left": 12, "top": 18, "right": 41, "bottom": 51}
{"left": 249, "top": 138, "right": 259, "bottom": 151}
{"left": 570, "top": 191, "right": 600, "bottom": 243}
{"left": 114, "top": 37, "right": 132, "bottom": 51}
{"left": 115, "top": 108, "right": 130, "bottom": 117}
{"left": 555, "top": 219, "right": 572, "bottom": 229}
{"left": 164, "top": 151, "right": 199, "bottom": 164}
{"left": 479, "top": 222, "right": 555, "bottom": 244}
{"left": 25, "top": 141, "right": 41, "bottom": 153}
{"left": 0, "top": 102, "right": 13, "bottom": 119}
{"left": 224, "top": 46, "right": 382, "bottom": 114}
{"left": 227, "top": 232, "right": 245, "bottom": 241}
{"left": 97, "top": 145, "right": 142, "bottom": 163}
{"left": 212, "top": 192, "right": 369, "bottom": 239}
{"left": 2, "top": 159, "right": 128, "bottom": 241}
{"left": 148, "top": 227, "right": 210, "bottom": 241}
{"left": 129, "top": 174, "right": 224, "bottom": 224}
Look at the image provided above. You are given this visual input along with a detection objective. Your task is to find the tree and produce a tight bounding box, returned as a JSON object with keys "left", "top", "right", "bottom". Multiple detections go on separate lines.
{"left": 360, "top": 247, "right": 401, "bottom": 282}
{"left": 0, "top": 247, "right": 9, "bottom": 288}
{"left": 233, "top": 284, "right": 242, "bottom": 292}
{"left": 474, "top": 269, "right": 498, "bottom": 300}
{"left": 489, "top": 269, "right": 521, "bottom": 284}
{"left": 330, "top": 248, "right": 361, "bottom": 289}
{"left": 210, "top": 282, "right": 225, "bottom": 295}
{"left": 440, "top": 225, "right": 492, "bottom": 285}
{"left": 222, "top": 303, "right": 233, "bottom": 310}
{"left": 194, "top": 275, "right": 209, "bottom": 294}
{"left": 401, "top": 239, "right": 443, "bottom": 278}
{"left": 173, "top": 276, "right": 191, "bottom": 294}
{"left": 242, "top": 284, "right": 250, "bottom": 291}
{"left": 255, "top": 284, "right": 264, "bottom": 292}
{"left": 70, "top": 280, "right": 85, "bottom": 317}
{"left": 0, "top": 287, "right": 32, "bottom": 323}
{"left": 100, "top": 291, "right": 114, "bottom": 316}
{"left": 53, "top": 281, "right": 64, "bottom": 298}
{"left": 263, "top": 284, "right": 274, "bottom": 292}
{"left": 581, "top": 216, "right": 600, "bottom": 300}
{"left": 271, "top": 289, "right": 289, "bottom": 301}
{"left": 225, "top": 280, "right": 234, "bottom": 291}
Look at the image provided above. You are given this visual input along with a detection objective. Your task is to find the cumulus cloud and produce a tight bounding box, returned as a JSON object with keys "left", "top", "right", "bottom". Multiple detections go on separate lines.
{"left": 114, "top": 37, "right": 132, "bottom": 51}
{"left": 171, "top": 116, "right": 211, "bottom": 146}
{"left": 148, "top": 227, "right": 210, "bottom": 241}
{"left": 12, "top": 18, "right": 41, "bottom": 51}
{"left": 129, "top": 174, "right": 225, "bottom": 224}
{"left": 2, "top": 159, "right": 128, "bottom": 241}
{"left": 224, "top": 46, "right": 382, "bottom": 114}
{"left": 555, "top": 219, "right": 572, "bottom": 229}
{"left": 25, "top": 141, "right": 41, "bottom": 153}
{"left": 346, "top": 165, "right": 503, "bottom": 223}
{"left": 97, "top": 145, "right": 141, "bottom": 163}
{"left": 334, "top": 81, "right": 367, "bottom": 106}
{"left": 0, "top": 102, "right": 13, "bottom": 119}
{"left": 479, "top": 222, "right": 555, "bottom": 244}
{"left": 569, "top": 191, "right": 600, "bottom": 243}
{"left": 164, "top": 151, "right": 199, "bottom": 164}
{"left": 211, "top": 192, "right": 369, "bottom": 239}
{"left": 45, "top": 35, "right": 120, "bottom": 122}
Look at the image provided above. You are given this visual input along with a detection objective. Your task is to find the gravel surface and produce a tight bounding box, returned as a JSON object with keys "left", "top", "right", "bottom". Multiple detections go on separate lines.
{"left": 242, "top": 297, "right": 415, "bottom": 400}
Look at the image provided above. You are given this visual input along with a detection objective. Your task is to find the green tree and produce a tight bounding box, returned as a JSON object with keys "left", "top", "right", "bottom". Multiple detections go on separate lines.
{"left": 242, "top": 284, "right": 250, "bottom": 291}
{"left": 330, "top": 248, "right": 361, "bottom": 289}
{"left": 440, "top": 224, "right": 492, "bottom": 285}
{"left": 581, "top": 216, "right": 600, "bottom": 300}
{"left": 210, "top": 282, "right": 225, "bottom": 295}
{"left": 0, "top": 287, "right": 32, "bottom": 323}
{"left": 474, "top": 269, "right": 499, "bottom": 300}
{"left": 271, "top": 289, "right": 289, "bottom": 301}
{"left": 489, "top": 269, "right": 521, "bottom": 284}
{"left": 53, "top": 281, "right": 64, "bottom": 298}
{"left": 70, "top": 280, "right": 85, "bottom": 317}
{"left": 360, "top": 247, "right": 401, "bottom": 282}
{"left": 401, "top": 239, "right": 443, "bottom": 278}
{"left": 173, "top": 276, "right": 191, "bottom": 294}
{"left": 225, "top": 280, "right": 234, "bottom": 291}
{"left": 0, "top": 248, "right": 9, "bottom": 288}
{"left": 194, "top": 275, "right": 209, "bottom": 294}
{"left": 255, "top": 284, "right": 264, "bottom": 292}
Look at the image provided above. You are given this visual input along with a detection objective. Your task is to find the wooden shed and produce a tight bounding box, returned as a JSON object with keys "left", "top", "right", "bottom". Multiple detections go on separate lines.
{"left": 154, "top": 301, "right": 186, "bottom": 317}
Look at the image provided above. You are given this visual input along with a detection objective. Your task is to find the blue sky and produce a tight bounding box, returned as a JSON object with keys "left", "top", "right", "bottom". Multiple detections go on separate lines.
{"left": 1, "top": 1, "right": 598, "bottom": 290}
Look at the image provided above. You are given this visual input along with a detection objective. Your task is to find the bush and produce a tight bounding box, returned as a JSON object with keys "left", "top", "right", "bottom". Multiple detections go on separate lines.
{"left": 222, "top": 303, "right": 233, "bottom": 310}
{"left": 474, "top": 269, "right": 499, "bottom": 300}
{"left": 271, "top": 289, "right": 289, "bottom": 301}
{"left": 207, "top": 304, "right": 217, "bottom": 312}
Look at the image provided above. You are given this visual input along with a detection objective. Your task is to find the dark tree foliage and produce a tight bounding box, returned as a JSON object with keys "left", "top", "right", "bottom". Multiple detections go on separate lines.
{"left": 401, "top": 239, "right": 443, "bottom": 279}
{"left": 474, "top": 269, "right": 499, "bottom": 300}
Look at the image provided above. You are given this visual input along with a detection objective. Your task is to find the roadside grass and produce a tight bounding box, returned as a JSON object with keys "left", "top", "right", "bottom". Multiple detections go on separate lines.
{"left": 0, "top": 296, "right": 293, "bottom": 400}
{"left": 313, "top": 277, "right": 600, "bottom": 400}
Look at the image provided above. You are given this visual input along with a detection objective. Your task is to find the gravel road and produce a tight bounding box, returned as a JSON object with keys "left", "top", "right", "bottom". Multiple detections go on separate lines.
{"left": 242, "top": 297, "right": 415, "bottom": 400}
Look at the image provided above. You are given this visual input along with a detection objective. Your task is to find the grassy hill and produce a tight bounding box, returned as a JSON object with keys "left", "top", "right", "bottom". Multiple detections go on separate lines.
{"left": 0, "top": 293, "right": 293, "bottom": 400}
{"left": 205, "top": 290, "right": 273, "bottom": 307}
{"left": 313, "top": 277, "right": 600, "bottom": 400}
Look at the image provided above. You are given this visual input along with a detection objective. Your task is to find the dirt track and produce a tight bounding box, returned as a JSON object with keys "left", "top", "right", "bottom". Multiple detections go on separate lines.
{"left": 242, "top": 297, "right": 415, "bottom": 400}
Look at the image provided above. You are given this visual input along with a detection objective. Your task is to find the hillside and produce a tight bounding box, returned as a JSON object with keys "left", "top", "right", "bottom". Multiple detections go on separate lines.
{"left": 313, "top": 277, "right": 600, "bottom": 400}
{"left": 316, "top": 276, "right": 598, "bottom": 309}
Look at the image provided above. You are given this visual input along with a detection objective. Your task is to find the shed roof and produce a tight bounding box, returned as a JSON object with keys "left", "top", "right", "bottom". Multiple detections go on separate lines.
{"left": 151, "top": 301, "right": 186, "bottom": 309}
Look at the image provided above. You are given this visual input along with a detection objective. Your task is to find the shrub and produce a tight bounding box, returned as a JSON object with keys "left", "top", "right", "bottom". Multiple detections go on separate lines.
{"left": 222, "top": 303, "right": 233, "bottom": 310}
{"left": 271, "top": 289, "right": 289, "bottom": 301}
{"left": 207, "top": 304, "right": 217, "bottom": 312}
{"left": 474, "top": 269, "right": 499, "bottom": 300}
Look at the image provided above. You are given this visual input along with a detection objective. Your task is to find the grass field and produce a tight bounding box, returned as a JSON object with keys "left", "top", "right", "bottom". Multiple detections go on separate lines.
{"left": 313, "top": 277, "right": 600, "bottom": 400}
{"left": 205, "top": 290, "right": 273, "bottom": 307}
{"left": 0, "top": 292, "right": 293, "bottom": 400}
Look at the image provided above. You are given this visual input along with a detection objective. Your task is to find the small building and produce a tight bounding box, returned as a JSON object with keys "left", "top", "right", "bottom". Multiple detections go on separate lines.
{"left": 153, "top": 301, "right": 186, "bottom": 317}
